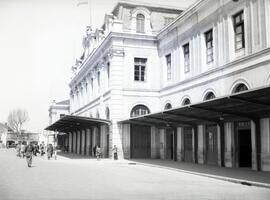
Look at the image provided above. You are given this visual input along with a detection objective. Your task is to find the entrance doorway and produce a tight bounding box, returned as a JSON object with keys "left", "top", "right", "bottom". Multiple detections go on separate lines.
{"left": 166, "top": 129, "right": 174, "bottom": 160}
{"left": 205, "top": 125, "right": 218, "bottom": 165}
{"left": 184, "top": 127, "right": 193, "bottom": 162}
{"left": 130, "top": 124, "right": 151, "bottom": 158}
{"left": 238, "top": 129, "right": 252, "bottom": 167}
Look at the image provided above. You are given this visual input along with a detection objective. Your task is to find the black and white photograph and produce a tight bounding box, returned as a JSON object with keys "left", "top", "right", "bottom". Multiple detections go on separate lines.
{"left": 1, "top": 0, "right": 270, "bottom": 199}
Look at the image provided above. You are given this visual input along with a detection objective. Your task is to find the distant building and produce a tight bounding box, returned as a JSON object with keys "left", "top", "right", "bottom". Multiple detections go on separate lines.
{"left": 48, "top": 100, "right": 70, "bottom": 145}
{"left": 47, "top": 0, "right": 270, "bottom": 171}
{"left": 0, "top": 123, "right": 39, "bottom": 147}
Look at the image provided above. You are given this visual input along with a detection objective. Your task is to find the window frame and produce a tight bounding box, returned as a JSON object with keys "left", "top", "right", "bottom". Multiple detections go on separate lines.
{"left": 183, "top": 43, "right": 190, "bottom": 73}
{"left": 130, "top": 104, "right": 150, "bottom": 118}
{"left": 136, "top": 14, "right": 145, "bottom": 33}
{"left": 134, "top": 58, "right": 147, "bottom": 82}
{"left": 233, "top": 10, "right": 245, "bottom": 51}
{"left": 204, "top": 29, "right": 214, "bottom": 64}
{"left": 166, "top": 54, "right": 172, "bottom": 81}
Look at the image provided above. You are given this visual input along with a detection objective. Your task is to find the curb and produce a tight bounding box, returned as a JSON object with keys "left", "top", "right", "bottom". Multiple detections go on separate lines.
{"left": 134, "top": 162, "right": 270, "bottom": 189}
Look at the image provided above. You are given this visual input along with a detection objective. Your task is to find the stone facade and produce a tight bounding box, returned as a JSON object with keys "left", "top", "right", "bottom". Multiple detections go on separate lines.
{"left": 54, "top": 0, "right": 270, "bottom": 170}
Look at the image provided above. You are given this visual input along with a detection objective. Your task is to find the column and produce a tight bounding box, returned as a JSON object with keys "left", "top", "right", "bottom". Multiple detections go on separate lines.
{"left": 72, "top": 131, "right": 77, "bottom": 153}
{"left": 69, "top": 132, "right": 72, "bottom": 153}
{"left": 224, "top": 122, "right": 234, "bottom": 167}
{"left": 197, "top": 125, "right": 205, "bottom": 164}
{"left": 151, "top": 126, "right": 159, "bottom": 159}
{"left": 77, "top": 130, "right": 81, "bottom": 154}
{"left": 177, "top": 127, "right": 183, "bottom": 162}
{"left": 122, "top": 124, "right": 130, "bottom": 159}
{"left": 217, "top": 125, "right": 222, "bottom": 166}
{"left": 81, "top": 130, "right": 85, "bottom": 155}
{"left": 86, "top": 128, "right": 91, "bottom": 156}
{"left": 261, "top": 118, "right": 270, "bottom": 171}
{"left": 100, "top": 125, "right": 107, "bottom": 157}
{"left": 159, "top": 129, "right": 165, "bottom": 159}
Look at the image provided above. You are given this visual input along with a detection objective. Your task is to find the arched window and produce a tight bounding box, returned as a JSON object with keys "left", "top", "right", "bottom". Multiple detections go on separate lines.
{"left": 130, "top": 104, "right": 150, "bottom": 118}
{"left": 182, "top": 98, "right": 191, "bottom": 106}
{"left": 164, "top": 103, "right": 172, "bottom": 110}
{"left": 105, "top": 107, "right": 110, "bottom": 120}
{"left": 233, "top": 83, "right": 248, "bottom": 93}
{"left": 204, "top": 92, "right": 216, "bottom": 101}
{"left": 136, "top": 14, "right": 145, "bottom": 33}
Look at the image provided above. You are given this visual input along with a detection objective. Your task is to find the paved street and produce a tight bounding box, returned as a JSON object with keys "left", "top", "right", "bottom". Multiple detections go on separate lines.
{"left": 1, "top": 149, "right": 270, "bottom": 200}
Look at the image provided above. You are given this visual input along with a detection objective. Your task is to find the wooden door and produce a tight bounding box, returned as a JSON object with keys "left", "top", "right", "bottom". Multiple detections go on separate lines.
{"left": 166, "top": 129, "right": 174, "bottom": 160}
{"left": 206, "top": 125, "right": 218, "bottom": 165}
{"left": 131, "top": 124, "right": 151, "bottom": 158}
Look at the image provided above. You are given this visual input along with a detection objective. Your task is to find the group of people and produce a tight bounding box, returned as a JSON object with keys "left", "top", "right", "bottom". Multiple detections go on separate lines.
{"left": 93, "top": 145, "right": 118, "bottom": 160}
{"left": 16, "top": 142, "right": 57, "bottom": 167}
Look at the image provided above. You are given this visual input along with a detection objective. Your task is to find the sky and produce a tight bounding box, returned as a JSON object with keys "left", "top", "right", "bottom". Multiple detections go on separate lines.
{"left": 0, "top": 0, "right": 196, "bottom": 133}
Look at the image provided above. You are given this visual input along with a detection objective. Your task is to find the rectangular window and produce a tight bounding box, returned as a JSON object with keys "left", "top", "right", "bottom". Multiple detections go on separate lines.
{"left": 205, "top": 29, "right": 214, "bottom": 63}
{"left": 134, "top": 58, "right": 147, "bottom": 81}
{"left": 233, "top": 11, "right": 245, "bottom": 51}
{"left": 166, "top": 54, "right": 171, "bottom": 80}
{"left": 183, "top": 43, "right": 190, "bottom": 73}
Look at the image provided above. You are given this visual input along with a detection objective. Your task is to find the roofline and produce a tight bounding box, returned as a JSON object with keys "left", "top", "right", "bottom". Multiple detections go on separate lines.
{"left": 157, "top": 0, "right": 207, "bottom": 37}
{"left": 112, "top": 0, "right": 186, "bottom": 14}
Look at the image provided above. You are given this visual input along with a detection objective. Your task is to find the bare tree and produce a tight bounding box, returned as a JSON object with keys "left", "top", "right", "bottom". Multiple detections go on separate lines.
{"left": 7, "top": 108, "right": 29, "bottom": 135}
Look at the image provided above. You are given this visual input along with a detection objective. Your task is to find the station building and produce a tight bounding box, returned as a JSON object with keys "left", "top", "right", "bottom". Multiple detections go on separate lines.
{"left": 46, "top": 0, "right": 270, "bottom": 171}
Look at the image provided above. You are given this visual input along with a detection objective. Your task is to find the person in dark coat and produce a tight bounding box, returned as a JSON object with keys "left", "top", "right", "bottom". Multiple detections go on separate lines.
{"left": 47, "top": 144, "right": 54, "bottom": 160}
{"left": 93, "top": 145, "right": 97, "bottom": 158}
{"left": 112, "top": 145, "right": 118, "bottom": 160}
{"left": 24, "top": 142, "right": 34, "bottom": 167}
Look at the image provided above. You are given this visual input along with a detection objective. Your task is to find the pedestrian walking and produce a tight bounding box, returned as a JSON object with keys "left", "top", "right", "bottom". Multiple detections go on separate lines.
{"left": 53, "top": 144, "right": 57, "bottom": 160}
{"left": 47, "top": 144, "right": 53, "bottom": 160}
{"left": 112, "top": 145, "right": 118, "bottom": 160}
{"left": 16, "top": 142, "right": 21, "bottom": 157}
{"left": 24, "top": 142, "right": 34, "bottom": 167}
{"left": 96, "top": 145, "right": 101, "bottom": 160}
{"left": 40, "top": 142, "right": 45, "bottom": 156}
{"left": 20, "top": 143, "right": 26, "bottom": 158}
{"left": 93, "top": 145, "right": 97, "bottom": 158}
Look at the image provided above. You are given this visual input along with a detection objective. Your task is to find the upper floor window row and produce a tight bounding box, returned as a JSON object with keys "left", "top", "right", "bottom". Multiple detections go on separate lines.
{"left": 134, "top": 58, "right": 147, "bottom": 82}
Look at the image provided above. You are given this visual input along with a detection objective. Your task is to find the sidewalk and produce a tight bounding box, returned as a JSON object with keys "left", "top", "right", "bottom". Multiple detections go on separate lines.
{"left": 132, "top": 159, "right": 270, "bottom": 189}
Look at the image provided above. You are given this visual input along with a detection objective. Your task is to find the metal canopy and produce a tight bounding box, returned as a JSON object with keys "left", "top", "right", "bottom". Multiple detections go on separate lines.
{"left": 45, "top": 115, "right": 111, "bottom": 133}
{"left": 120, "top": 86, "right": 270, "bottom": 127}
